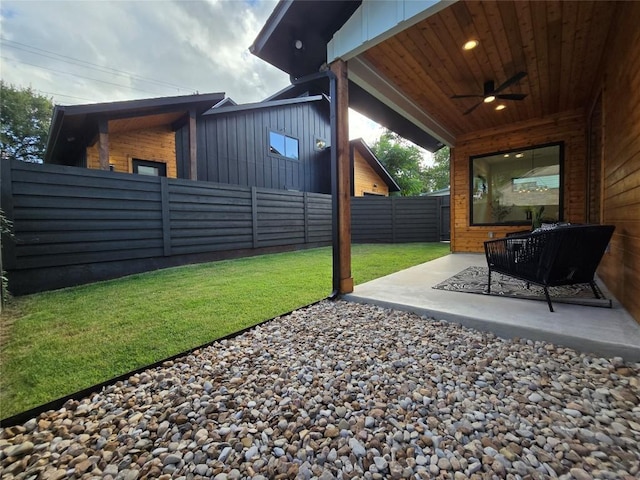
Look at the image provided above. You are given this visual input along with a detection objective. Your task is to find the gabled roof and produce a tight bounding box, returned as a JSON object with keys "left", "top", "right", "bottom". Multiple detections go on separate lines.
{"left": 351, "top": 138, "right": 400, "bottom": 193}
{"left": 45, "top": 92, "right": 225, "bottom": 164}
{"left": 250, "top": 0, "right": 362, "bottom": 79}
{"left": 250, "top": 0, "right": 443, "bottom": 152}
{"left": 203, "top": 94, "right": 329, "bottom": 116}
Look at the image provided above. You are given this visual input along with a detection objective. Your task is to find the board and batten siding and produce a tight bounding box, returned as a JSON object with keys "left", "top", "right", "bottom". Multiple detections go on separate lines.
{"left": 87, "top": 125, "right": 177, "bottom": 177}
{"left": 451, "top": 109, "right": 586, "bottom": 253}
{"left": 177, "top": 101, "right": 332, "bottom": 193}
{"left": 595, "top": 1, "right": 640, "bottom": 323}
{"left": 353, "top": 148, "right": 389, "bottom": 196}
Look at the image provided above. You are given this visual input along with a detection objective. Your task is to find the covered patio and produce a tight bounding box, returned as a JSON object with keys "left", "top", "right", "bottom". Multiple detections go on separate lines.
{"left": 251, "top": 0, "right": 640, "bottom": 330}
{"left": 345, "top": 253, "right": 640, "bottom": 362}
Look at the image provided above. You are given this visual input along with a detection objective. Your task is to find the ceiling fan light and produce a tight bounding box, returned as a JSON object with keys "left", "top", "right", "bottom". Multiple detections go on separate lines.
{"left": 495, "top": 104, "right": 506, "bottom": 110}
{"left": 463, "top": 40, "right": 478, "bottom": 50}
{"left": 483, "top": 95, "right": 496, "bottom": 103}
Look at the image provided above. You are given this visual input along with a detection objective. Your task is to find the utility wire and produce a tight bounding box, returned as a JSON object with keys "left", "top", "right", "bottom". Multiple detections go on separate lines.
{"left": 1, "top": 55, "right": 168, "bottom": 96}
{"left": 35, "top": 90, "right": 98, "bottom": 103}
{"left": 0, "top": 37, "right": 197, "bottom": 93}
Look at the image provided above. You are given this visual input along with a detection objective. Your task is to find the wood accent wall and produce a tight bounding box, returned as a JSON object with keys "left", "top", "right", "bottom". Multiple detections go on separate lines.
{"left": 451, "top": 110, "right": 586, "bottom": 252}
{"left": 594, "top": 1, "right": 640, "bottom": 323}
{"left": 353, "top": 149, "right": 389, "bottom": 197}
{"left": 87, "top": 125, "right": 177, "bottom": 178}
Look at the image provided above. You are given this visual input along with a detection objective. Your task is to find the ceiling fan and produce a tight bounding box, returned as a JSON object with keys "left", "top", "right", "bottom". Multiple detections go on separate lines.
{"left": 452, "top": 71, "right": 528, "bottom": 115}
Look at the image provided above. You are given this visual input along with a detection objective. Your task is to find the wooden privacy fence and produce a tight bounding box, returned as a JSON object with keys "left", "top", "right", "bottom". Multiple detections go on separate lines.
{"left": 1, "top": 160, "right": 446, "bottom": 295}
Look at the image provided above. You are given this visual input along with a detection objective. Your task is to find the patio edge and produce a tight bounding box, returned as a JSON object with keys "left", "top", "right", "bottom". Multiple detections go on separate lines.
{"left": 343, "top": 295, "right": 640, "bottom": 363}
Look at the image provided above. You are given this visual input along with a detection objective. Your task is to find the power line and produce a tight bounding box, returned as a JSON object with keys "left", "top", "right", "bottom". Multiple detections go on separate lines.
{"left": 34, "top": 90, "right": 98, "bottom": 103}
{"left": 1, "top": 55, "right": 168, "bottom": 97}
{"left": 0, "top": 37, "right": 197, "bottom": 93}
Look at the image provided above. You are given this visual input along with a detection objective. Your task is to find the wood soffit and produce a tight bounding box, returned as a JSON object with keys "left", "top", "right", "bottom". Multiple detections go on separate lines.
{"left": 360, "top": 0, "right": 617, "bottom": 138}
{"left": 108, "top": 112, "right": 185, "bottom": 134}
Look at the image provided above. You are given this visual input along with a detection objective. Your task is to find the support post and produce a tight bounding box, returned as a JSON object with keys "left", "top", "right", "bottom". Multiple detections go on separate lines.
{"left": 189, "top": 108, "right": 198, "bottom": 180}
{"left": 331, "top": 59, "right": 353, "bottom": 294}
{"left": 98, "top": 118, "right": 109, "bottom": 170}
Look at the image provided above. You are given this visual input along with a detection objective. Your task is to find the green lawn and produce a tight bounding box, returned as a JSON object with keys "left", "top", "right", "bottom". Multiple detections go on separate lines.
{"left": 0, "top": 243, "right": 449, "bottom": 419}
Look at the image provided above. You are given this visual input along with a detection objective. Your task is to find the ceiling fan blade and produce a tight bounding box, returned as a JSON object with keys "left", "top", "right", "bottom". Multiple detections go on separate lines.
{"left": 463, "top": 102, "right": 483, "bottom": 115}
{"left": 496, "top": 93, "right": 527, "bottom": 101}
{"left": 451, "top": 94, "right": 484, "bottom": 99}
{"left": 494, "top": 71, "right": 527, "bottom": 93}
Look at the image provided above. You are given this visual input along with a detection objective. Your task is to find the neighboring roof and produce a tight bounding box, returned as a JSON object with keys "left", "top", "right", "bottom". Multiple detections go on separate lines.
{"left": 351, "top": 138, "right": 400, "bottom": 193}
{"left": 212, "top": 97, "right": 238, "bottom": 109}
{"left": 423, "top": 187, "right": 450, "bottom": 197}
{"left": 45, "top": 92, "right": 225, "bottom": 164}
{"left": 250, "top": 0, "right": 443, "bottom": 152}
{"left": 203, "top": 94, "right": 329, "bottom": 116}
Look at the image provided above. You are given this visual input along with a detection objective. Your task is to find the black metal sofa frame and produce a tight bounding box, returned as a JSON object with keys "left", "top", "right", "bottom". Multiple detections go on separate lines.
{"left": 483, "top": 224, "right": 615, "bottom": 312}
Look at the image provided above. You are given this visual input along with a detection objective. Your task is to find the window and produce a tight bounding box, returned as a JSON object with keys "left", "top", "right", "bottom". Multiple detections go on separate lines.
{"left": 269, "top": 131, "right": 299, "bottom": 160}
{"left": 470, "top": 143, "right": 563, "bottom": 225}
{"left": 132, "top": 159, "right": 167, "bottom": 177}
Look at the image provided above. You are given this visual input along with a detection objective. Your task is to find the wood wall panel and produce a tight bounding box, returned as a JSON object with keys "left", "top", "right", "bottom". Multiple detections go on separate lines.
{"left": 353, "top": 149, "right": 389, "bottom": 197}
{"left": 87, "top": 125, "right": 177, "bottom": 178}
{"left": 595, "top": 1, "right": 640, "bottom": 323}
{"left": 451, "top": 110, "right": 586, "bottom": 252}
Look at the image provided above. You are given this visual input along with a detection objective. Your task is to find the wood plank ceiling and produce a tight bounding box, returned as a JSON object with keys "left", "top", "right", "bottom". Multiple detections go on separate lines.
{"left": 361, "top": 0, "right": 617, "bottom": 138}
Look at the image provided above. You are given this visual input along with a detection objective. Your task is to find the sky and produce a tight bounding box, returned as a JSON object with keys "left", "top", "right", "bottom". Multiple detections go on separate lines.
{"left": 0, "top": 0, "right": 384, "bottom": 145}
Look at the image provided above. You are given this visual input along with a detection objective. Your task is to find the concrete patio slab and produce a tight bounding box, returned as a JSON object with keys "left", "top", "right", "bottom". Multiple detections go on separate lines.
{"left": 344, "top": 253, "right": 640, "bottom": 362}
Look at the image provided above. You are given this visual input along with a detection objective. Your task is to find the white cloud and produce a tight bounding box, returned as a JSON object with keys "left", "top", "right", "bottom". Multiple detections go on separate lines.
{"left": 0, "top": 0, "right": 289, "bottom": 104}
{"left": 0, "top": 0, "right": 386, "bottom": 143}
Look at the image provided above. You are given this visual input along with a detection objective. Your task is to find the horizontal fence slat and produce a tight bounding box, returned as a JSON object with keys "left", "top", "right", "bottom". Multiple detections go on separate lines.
{"left": 3, "top": 160, "right": 447, "bottom": 294}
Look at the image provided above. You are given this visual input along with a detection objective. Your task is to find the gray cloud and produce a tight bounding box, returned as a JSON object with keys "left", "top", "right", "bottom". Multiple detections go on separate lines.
{"left": 0, "top": 0, "right": 289, "bottom": 105}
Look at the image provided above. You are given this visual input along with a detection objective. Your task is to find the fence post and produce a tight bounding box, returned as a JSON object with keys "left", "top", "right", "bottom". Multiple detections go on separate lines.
{"left": 392, "top": 197, "right": 397, "bottom": 243}
{"left": 251, "top": 187, "right": 258, "bottom": 249}
{"left": 160, "top": 177, "right": 171, "bottom": 256}
{"left": 304, "top": 192, "right": 309, "bottom": 245}
{"left": 1, "top": 160, "right": 17, "bottom": 270}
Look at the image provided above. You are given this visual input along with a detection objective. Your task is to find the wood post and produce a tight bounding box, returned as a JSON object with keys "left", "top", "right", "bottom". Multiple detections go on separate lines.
{"left": 98, "top": 119, "right": 109, "bottom": 170}
{"left": 331, "top": 59, "right": 353, "bottom": 294}
{"left": 189, "top": 108, "right": 198, "bottom": 180}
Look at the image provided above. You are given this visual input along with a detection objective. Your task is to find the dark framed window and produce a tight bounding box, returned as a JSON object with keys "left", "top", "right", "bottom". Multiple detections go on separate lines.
{"left": 269, "top": 130, "right": 299, "bottom": 160}
{"left": 133, "top": 159, "right": 167, "bottom": 177}
{"left": 470, "top": 143, "right": 563, "bottom": 226}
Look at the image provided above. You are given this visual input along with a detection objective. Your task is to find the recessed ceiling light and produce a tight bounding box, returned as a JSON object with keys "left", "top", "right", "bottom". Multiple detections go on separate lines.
{"left": 463, "top": 40, "right": 478, "bottom": 51}
{"left": 495, "top": 104, "right": 506, "bottom": 111}
{"left": 483, "top": 95, "right": 496, "bottom": 103}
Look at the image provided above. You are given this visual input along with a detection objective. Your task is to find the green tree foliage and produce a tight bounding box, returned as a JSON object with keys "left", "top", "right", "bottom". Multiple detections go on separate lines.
{"left": 422, "top": 146, "right": 450, "bottom": 192}
{"left": 371, "top": 130, "right": 425, "bottom": 196}
{"left": 371, "top": 130, "right": 450, "bottom": 196}
{"left": 0, "top": 81, "right": 53, "bottom": 163}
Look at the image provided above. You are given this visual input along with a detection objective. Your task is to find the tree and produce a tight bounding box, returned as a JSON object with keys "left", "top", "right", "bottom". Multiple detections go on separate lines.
{"left": 0, "top": 81, "right": 53, "bottom": 163}
{"left": 371, "top": 130, "right": 425, "bottom": 196}
{"left": 422, "top": 146, "right": 450, "bottom": 192}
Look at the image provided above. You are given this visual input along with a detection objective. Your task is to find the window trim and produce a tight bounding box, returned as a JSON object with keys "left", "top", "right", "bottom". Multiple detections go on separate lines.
{"left": 132, "top": 158, "right": 167, "bottom": 177}
{"left": 468, "top": 142, "right": 564, "bottom": 227}
{"left": 268, "top": 129, "right": 300, "bottom": 161}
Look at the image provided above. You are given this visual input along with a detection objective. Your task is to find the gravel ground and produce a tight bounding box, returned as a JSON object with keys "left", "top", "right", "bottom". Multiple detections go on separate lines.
{"left": 1, "top": 300, "right": 639, "bottom": 480}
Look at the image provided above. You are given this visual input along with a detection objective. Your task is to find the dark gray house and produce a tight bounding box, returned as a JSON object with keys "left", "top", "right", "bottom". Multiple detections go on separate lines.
{"left": 176, "top": 95, "right": 333, "bottom": 193}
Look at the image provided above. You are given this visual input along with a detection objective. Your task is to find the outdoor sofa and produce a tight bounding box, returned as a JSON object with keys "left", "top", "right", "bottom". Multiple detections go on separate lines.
{"left": 483, "top": 224, "right": 615, "bottom": 312}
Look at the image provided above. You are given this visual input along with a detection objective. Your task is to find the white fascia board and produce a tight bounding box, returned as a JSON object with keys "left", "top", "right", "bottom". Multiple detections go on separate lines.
{"left": 349, "top": 57, "right": 456, "bottom": 148}
{"left": 328, "top": 0, "right": 455, "bottom": 63}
